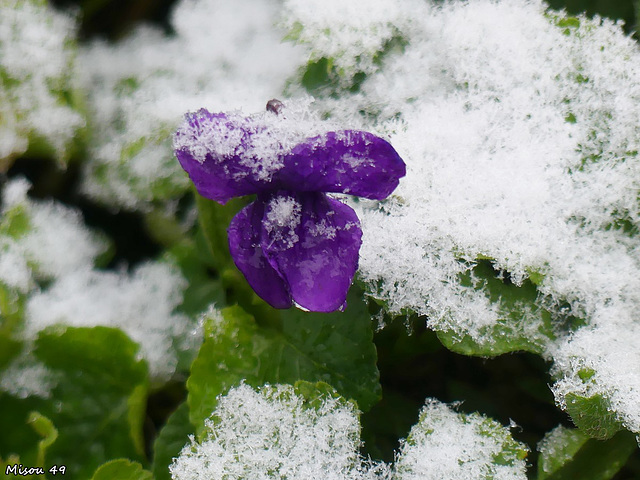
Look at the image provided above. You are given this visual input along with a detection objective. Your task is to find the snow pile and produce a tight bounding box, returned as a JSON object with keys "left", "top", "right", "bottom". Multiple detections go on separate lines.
{"left": 79, "top": 0, "right": 304, "bottom": 208}
{"left": 171, "top": 383, "right": 366, "bottom": 480}
{"left": 395, "top": 400, "right": 528, "bottom": 480}
{"left": 282, "top": 0, "right": 640, "bottom": 433}
{"left": 171, "top": 384, "right": 526, "bottom": 480}
{"left": 0, "top": 0, "right": 84, "bottom": 164}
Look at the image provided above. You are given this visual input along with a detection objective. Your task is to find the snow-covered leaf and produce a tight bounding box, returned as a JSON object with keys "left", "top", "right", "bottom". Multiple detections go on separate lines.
{"left": 0, "top": 0, "right": 85, "bottom": 167}
{"left": 187, "top": 288, "right": 380, "bottom": 434}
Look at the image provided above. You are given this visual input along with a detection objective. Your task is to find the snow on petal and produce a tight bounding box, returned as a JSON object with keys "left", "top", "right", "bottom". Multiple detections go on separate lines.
{"left": 261, "top": 192, "right": 362, "bottom": 312}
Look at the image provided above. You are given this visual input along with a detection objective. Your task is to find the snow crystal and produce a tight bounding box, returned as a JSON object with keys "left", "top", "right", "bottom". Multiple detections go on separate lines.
{"left": 170, "top": 383, "right": 368, "bottom": 480}
{"left": 79, "top": 0, "right": 304, "bottom": 208}
{"left": 25, "top": 262, "right": 194, "bottom": 381}
{"left": 0, "top": 0, "right": 84, "bottom": 162}
{"left": 265, "top": 195, "right": 302, "bottom": 228}
{"left": 394, "top": 400, "right": 528, "bottom": 480}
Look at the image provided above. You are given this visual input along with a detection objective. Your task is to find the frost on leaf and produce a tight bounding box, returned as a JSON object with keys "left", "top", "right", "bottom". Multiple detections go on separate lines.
{"left": 282, "top": 0, "right": 413, "bottom": 89}
{"left": 0, "top": 179, "right": 197, "bottom": 386}
{"left": 0, "top": 0, "right": 84, "bottom": 167}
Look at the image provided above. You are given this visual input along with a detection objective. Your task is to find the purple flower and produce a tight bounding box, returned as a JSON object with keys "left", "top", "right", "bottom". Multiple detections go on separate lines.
{"left": 174, "top": 103, "right": 406, "bottom": 312}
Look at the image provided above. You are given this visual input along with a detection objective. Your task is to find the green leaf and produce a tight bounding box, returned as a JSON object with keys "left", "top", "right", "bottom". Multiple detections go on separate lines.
{"left": 164, "top": 240, "right": 225, "bottom": 318}
{"left": 0, "top": 395, "right": 45, "bottom": 466}
{"left": 0, "top": 204, "right": 31, "bottom": 238}
{"left": 0, "top": 335, "right": 21, "bottom": 371}
{"left": 0, "top": 286, "right": 23, "bottom": 371}
{"left": 538, "top": 426, "right": 636, "bottom": 480}
{"left": 91, "top": 459, "right": 154, "bottom": 480}
{"left": 278, "top": 288, "right": 381, "bottom": 409}
{"left": 302, "top": 57, "right": 336, "bottom": 94}
{"left": 27, "top": 412, "right": 58, "bottom": 467}
{"left": 32, "top": 326, "right": 149, "bottom": 478}
{"left": 474, "top": 416, "right": 529, "bottom": 466}
{"left": 151, "top": 402, "right": 192, "bottom": 480}
{"left": 187, "top": 286, "right": 380, "bottom": 434}
{"left": 194, "top": 191, "right": 247, "bottom": 272}
{"left": 437, "top": 259, "right": 556, "bottom": 356}
{"left": 0, "top": 455, "right": 20, "bottom": 477}
{"left": 564, "top": 393, "right": 623, "bottom": 440}
{"left": 292, "top": 380, "right": 347, "bottom": 410}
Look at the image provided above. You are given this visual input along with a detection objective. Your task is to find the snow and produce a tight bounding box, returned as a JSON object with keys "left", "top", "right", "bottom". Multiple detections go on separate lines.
{"left": 0, "top": 179, "right": 196, "bottom": 384}
{"left": 283, "top": 0, "right": 640, "bottom": 433}
{"left": 282, "top": 0, "right": 418, "bottom": 86}
{"left": 79, "top": 0, "right": 305, "bottom": 208}
{"left": 170, "top": 383, "right": 365, "bottom": 480}
{"left": 395, "top": 399, "right": 528, "bottom": 480}
{"left": 264, "top": 195, "right": 302, "bottom": 248}
{"left": 25, "top": 262, "right": 194, "bottom": 380}
{"left": 0, "top": 239, "right": 31, "bottom": 293}
{"left": 0, "top": 353, "right": 58, "bottom": 399}
{"left": 1, "top": 178, "right": 107, "bottom": 284}
{"left": 0, "top": 0, "right": 84, "bottom": 162}
{"left": 171, "top": 385, "right": 526, "bottom": 480}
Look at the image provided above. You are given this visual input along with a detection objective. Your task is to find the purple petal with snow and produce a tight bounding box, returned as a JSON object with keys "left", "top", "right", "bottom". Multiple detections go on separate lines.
{"left": 228, "top": 199, "right": 292, "bottom": 309}
{"left": 174, "top": 109, "right": 284, "bottom": 204}
{"left": 278, "top": 130, "right": 406, "bottom": 200}
{"left": 260, "top": 191, "right": 362, "bottom": 312}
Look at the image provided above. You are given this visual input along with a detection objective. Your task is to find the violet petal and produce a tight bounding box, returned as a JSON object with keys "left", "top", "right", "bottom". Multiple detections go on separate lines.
{"left": 174, "top": 109, "right": 281, "bottom": 204}
{"left": 228, "top": 199, "right": 292, "bottom": 309}
{"left": 260, "top": 191, "right": 362, "bottom": 312}
{"left": 278, "top": 130, "right": 406, "bottom": 200}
